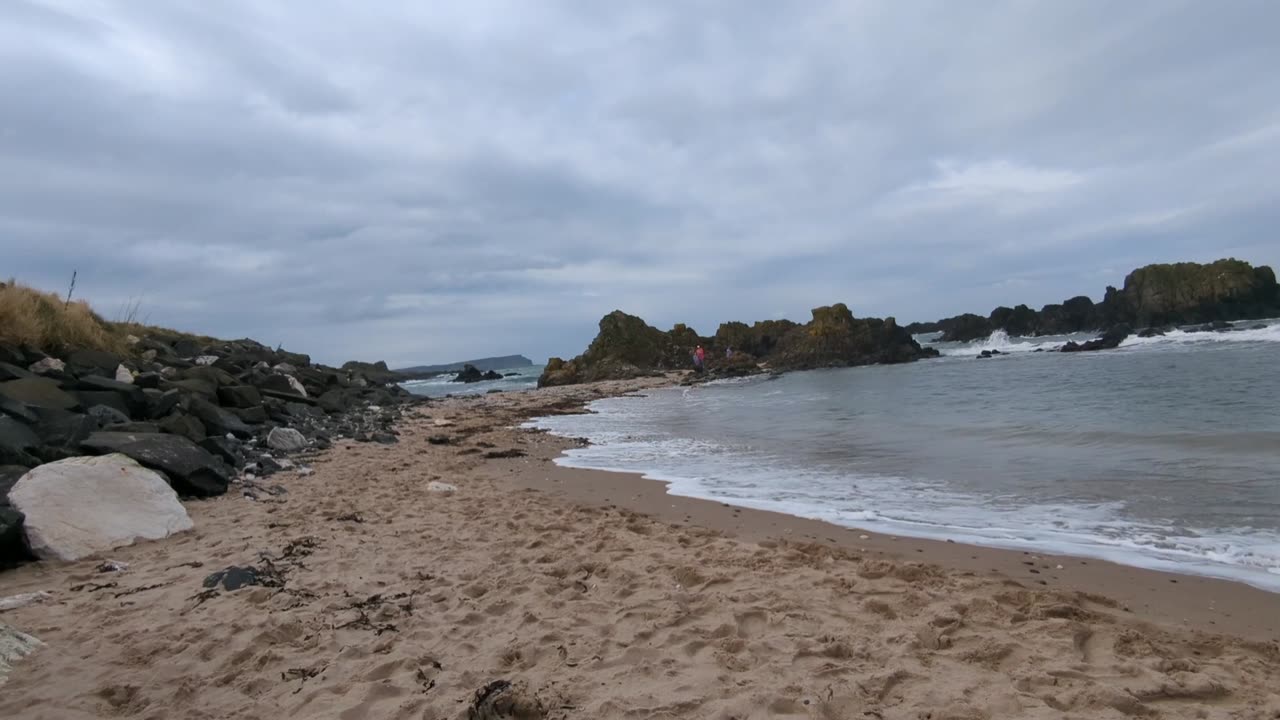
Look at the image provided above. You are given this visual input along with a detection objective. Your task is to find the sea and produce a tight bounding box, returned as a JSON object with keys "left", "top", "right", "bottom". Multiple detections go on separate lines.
{"left": 400, "top": 365, "right": 543, "bottom": 398}
{"left": 526, "top": 320, "right": 1280, "bottom": 591}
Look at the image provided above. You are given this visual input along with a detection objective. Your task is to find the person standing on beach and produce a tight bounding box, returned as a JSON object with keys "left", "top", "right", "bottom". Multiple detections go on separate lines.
{"left": 694, "top": 345, "right": 706, "bottom": 372}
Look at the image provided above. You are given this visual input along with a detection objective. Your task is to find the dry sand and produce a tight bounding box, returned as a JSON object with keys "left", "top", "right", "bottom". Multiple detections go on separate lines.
{"left": 1, "top": 377, "right": 1278, "bottom": 719}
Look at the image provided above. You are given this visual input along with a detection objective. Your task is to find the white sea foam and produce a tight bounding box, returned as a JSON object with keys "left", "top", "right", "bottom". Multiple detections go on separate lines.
{"left": 927, "top": 319, "right": 1280, "bottom": 357}
{"left": 526, "top": 381, "right": 1280, "bottom": 592}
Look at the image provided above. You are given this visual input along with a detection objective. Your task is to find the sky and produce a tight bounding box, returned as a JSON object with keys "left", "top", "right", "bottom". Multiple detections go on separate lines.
{"left": 3, "top": 1, "right": 1278, "bottom": 366}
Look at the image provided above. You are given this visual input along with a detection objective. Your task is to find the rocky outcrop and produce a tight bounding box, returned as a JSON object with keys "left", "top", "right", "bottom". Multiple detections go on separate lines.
{"left": 451, "top": 364, "right": 503, "bottom": 383}
{"left": 1060, "top": 325, "right": 1132, "bottom": 353}
{"left": 540, "top": 306, "right": 937, "bottom": 387}
{"left": 914, "top": 258, "right": 1280, "bottom": 344}
{"left": 9, "top": 454, "right": 194, "bottom": 562}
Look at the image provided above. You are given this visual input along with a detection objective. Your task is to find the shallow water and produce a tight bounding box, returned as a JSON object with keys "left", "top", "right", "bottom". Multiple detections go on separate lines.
{"left": 401, "top": 365, "right": 543, "bottom": 398}
{"left": 529, "top": 320, "right": 1280, "bottom": 591}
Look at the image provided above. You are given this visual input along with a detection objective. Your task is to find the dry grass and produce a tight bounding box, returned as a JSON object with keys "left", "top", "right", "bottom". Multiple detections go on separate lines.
{"left": 0, "top": 280, "right": 128, "bottom": 354}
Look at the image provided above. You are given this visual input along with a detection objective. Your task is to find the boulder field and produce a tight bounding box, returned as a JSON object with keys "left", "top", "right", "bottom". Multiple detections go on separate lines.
{"left": 0, "top": 332, "right": 424, "bottom": 567}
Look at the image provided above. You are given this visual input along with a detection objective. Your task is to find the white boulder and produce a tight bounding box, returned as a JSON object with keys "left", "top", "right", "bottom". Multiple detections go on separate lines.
{"left": 9, "top": 454, "right": 193, "bottom": 562}
{"left": 285, "top": 375, "right": 307, "bottom": 397}
{"left": 195, "top": 355, "right": 219, "bottom": 366}
{"left": 27, "top": 357, "right": 65, "bottom": 375}
{"left": 266, "top": 427, "right": 307, "bottom": 452}
{"left": 114, "top": 364, "right": 134, "bottom": 384}
{"left": 427, "top": 481, "right": 457, "bottom": 494}
{"left": 0, "top": 625, "right": 42, "bottom": 686}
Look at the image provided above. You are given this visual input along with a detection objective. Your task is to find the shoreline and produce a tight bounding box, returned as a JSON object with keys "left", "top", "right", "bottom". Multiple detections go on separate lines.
{"left": 2, "top": 377, "right": 1278, "bottom": 718}
{"left": 514, "top": 380, "right": 1280, "bottom": 608}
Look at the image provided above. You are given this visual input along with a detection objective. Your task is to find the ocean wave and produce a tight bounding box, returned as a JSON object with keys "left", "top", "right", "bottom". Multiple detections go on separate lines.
{"left": 526, "top": 384, "right": 1280, "bottom": 592}
{"left": 926, "top": 319, "right": 1280, "bottom": 357}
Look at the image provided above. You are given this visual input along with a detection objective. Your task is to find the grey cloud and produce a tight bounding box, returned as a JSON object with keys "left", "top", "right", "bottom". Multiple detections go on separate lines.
{"left": 2, "top": 1, "right": 1278, "bottom": 366}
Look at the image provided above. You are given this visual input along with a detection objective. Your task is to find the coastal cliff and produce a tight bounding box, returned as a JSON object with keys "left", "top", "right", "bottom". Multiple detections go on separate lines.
{"left": 906, "top": 258, "right": 1280, "bottom": 341}
{"left": 539, "top": 304, "right": 936, "bottom": 387}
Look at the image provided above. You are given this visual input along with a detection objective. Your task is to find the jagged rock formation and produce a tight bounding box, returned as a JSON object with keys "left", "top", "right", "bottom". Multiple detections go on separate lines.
{"left": 906, "top": 258, "right": 1280, "bottom": 341}
{"left": 539, "top": 305, "right": 937, "bottom": 387}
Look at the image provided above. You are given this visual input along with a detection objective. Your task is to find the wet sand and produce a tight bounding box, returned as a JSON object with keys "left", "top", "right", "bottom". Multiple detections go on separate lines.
{"left": 1, "top": 377, "right": 1278, "bottom": 719}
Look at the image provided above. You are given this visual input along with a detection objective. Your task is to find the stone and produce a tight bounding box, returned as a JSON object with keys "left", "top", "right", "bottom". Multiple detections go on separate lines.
{"left": 0, "top": 624, "right": 43, "bottom": 685}
{"left": 1060, "top": 324, "right": 1132, "bottom": 353}
{"left": 0, "top": 418, "right": 40, "bottom": 467}
{"left": 0, "top": 397, "right": 36, "bottom": 425}
{"left": 107, "top": 422, "right": 161, "bottom": 434}
{"left": 80, "top": 432, "right": 232, "bottom": 497}
{"left": 194, "top": 355, "right": 219, "bottom": 366}
{"left": 9, "top": 454, "right": 194, "bottom": 561}
{"left": 0, "top": 505, "right": 29, "bottom": 566}
{"left": 172, "top": 338, "right": 202, "bottom": 358}
{"left": 427, "top": 435, "right": 452, "bottom": 445}
{"left": 86, "top": 404, "right": 131, "bottom": 427}
{"left": 159, "top": 378, "right": 217, "bottom": 398}
{"left": 372, "top": 432, "right": 397, "bottom": 444}
{"left": 146, "top": 389, "right": 183, "bottom": 420}
{"left": 114, "top": 365, "right": 134, "bottom": 384}
{"left": 199, "top": 436, "right": 244, "bottom": 468}
{"left": 75, "top": 391, "right": 131, "bottom": 419}
{"left": 427, "top": 481, "right": 457, "bottom": 494}
{"left": 159, "top": 413, "right": 207, "bottom": 442}
{"left": 202, "top": 566, "right": 262, "bottom": 591}
{"left": 258, "top": 373, "right": 307, "bottom": 397}
{"left": 26, "top": 357, "right": 65, "bottom": 376}
{"left": 0, "top": 378, "right": 78, "bottom": 411}
{"left": 75, "top": 375, "right": 147, "bottom": 415}
{"left": 231, "top": 406, "right": 267, "bottom": 424}
{"left": 66, "top": 348, "right": 122, "bottom": 376}
{"left": 134, "top": 372, "right": 161, "bottom": 389}
{"left": 29, "top": 408, "right": 98, "bottom": 450}
{"left": 317, "top": 389, "right": 352, "bottom": 414}
{"left": 266, "top": 427, "right": 307, "bottom": 452}
{"left": 0, "top": 363, "right": 32, "bottom": 382}
{"left": 187, "top": 397, "right": 252, "bottom": 439}
{"left": 217, "top": 385, "right": 263, "bottom": 409}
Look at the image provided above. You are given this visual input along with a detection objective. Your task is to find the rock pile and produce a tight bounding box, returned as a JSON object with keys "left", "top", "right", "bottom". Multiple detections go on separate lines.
{"left": 0, "top": 333, "right": 423, "bottom": 567}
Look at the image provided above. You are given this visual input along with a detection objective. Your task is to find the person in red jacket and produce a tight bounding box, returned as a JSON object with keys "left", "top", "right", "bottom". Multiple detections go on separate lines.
{"left": 693, "top": 345, "right": 706, "bottom": 372}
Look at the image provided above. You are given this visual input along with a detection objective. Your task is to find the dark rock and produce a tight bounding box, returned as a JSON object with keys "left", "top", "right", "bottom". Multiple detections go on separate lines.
{"left": 159, "top": 413, "right": 207, "bottom": 442}
{"left": 938, "top": 314, "right": 995, "bottom": 343}
{"left": 484, "top": 448, "right": 526, "bottom": 459}
{"left": 0, "top": 464, "right": 28, "bottom": 505}
{"left": 0, "top": 416, "right": 41, "bottom": 467}
{"left": 172, "top": 338, "right": 203, "bottom": 358}
{"left": 0, "top": 378, "right": 79, "bottom": 411}
{"left": 1137, "top": 327, "right": 1168, "bottom": 338}
{"left": 76, "top": 391, "right": 132, "bottom": 419}
{"left": 258, "top": 374, "right": 305, "bottom": 397}
{"left": 282, "top": 402, "right": 323, "bottom": 420}
{"left": 231, "top": 406, "right": 268, "bottom": 424}
{"left": 200, "top": 436, "right": 245, "bottom": 467}
{"left": 259, "top": 387, "right": 317, "bottom": 405}
{"left": 0, "top": 395, "right": 37, "bottom": 424}
{"left": 217, "top": 385, "right": 263, "bottom": 409}
{"left": 0, "top": 362, "right": 35, "bottom": 382}
{"left": 134, "top": 372, "right": 162, "bottom": 389}
{"left": 80, "top": 431, "right": 232, "bottom": 497}
{"left": 318, "top": 389, "right": 353, "bottom": 414}
{"left": 147, "top": 389, "right": 183, "bottom": 420}
{"left": 66, "top": 348, "right": 122, "bottom": 376}
{"left": 203, "top": 566, "right": 260, "bottom": 591}
{"left": 159, "top": 378, "right": 218, "bottom": 398}
{"left": 30, "top": 408, "right": 98, "bottom": 450}
{"left": 0, "top": 505, "right": 31, "bottom": 567}
{"left": 371, "top": 432, "right": 397, "bottom": 444}
{"left": 451, "top": 364, "right": 486, "bottom": 383}
{"left": 187, "top": 397, "right": 253, "bottom": 439}
{"left": 1061, "top": 324, "right": 1132, "bottom": 353}
{"left": 182, "top": 366, "right": 237, "bottom": 389}
{"left": 427, "top": 435, "right": 452, "bottom": 445}
{"left": 107, "top": 422, "right": 162, "bottom": 434}
{"left": 86, "top": 404, "right": 131, "bottom": 427}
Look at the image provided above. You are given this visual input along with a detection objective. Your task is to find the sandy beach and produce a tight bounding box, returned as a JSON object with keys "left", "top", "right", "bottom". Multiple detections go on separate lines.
{"left": 1, "top": 378, "right": 1278, "bottom": 719}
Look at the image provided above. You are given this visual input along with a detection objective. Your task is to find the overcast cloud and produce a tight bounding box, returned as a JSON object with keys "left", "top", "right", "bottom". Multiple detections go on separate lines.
{"left": 3, "top": 1, "right": 1278, "bottom": 365}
